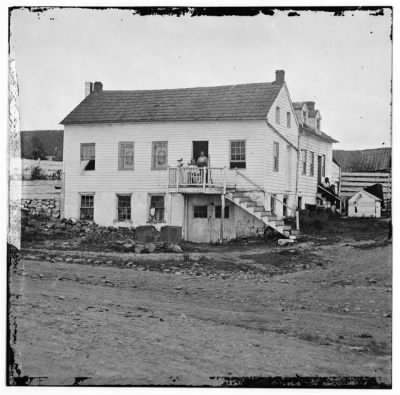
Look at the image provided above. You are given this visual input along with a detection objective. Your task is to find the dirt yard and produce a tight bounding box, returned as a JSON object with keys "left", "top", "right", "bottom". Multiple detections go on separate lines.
{"left": 8, "top": 217, "right": 392, "bottom": 387}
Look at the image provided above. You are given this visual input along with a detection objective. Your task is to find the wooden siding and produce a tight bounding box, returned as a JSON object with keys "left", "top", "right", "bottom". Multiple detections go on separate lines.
{"left": 297, "top": 134, "right": 333, "bottom": 205}
{"left": 339, "top": 172, "right": 391, "bottom": 200}
{"left": 267, "top": 84, "right": 299, "bottom": 148}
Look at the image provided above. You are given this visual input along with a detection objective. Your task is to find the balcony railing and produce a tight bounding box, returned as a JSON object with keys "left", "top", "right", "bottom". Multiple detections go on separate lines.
{"left": 168, "top": 167, "right": 236, "bottom": 192}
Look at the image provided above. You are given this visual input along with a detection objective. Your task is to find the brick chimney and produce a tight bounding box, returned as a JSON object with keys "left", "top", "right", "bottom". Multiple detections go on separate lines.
{"left": 85, "top": 82, "right": 93, "bottom": 97}
{"left": 93, "top": 81, "right": 103, "bottom": 93}
{"left": 275, "top": 70, "right": 285, "bottom": 84}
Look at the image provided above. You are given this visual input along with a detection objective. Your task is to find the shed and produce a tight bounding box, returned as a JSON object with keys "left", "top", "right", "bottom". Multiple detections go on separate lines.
{"left": 348, "top": 190, "right": 381, "bottom": 218}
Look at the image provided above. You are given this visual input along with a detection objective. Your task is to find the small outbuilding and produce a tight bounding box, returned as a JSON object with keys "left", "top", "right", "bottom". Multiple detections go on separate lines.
{"left": 348, "top": 190, "right": 381, "bottom": 218}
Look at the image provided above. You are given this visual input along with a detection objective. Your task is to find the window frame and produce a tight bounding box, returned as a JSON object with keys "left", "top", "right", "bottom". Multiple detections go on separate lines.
{"left": 276, "top": 106, "right": 281, "bottom": 124}
{"left": 322, "top": 154, "right": 326, "bottom": 177}
{"left": 286, "top": 112, "right": 291, "bottom": 128}
{"left": 151, "top": 141, "right": 168, "bottom": 171}
{"left": 301, "top": 149, "right": 307, "bottom": 175}
{"left": 79, "top": 193, "right": 95, "bottom": 221}
{"left": 310, "top": 151, "right": 315, "bottom": 176}
{"left": 229, "top": 140, "right": 246, "bottom": 169}
{"left": 118, "top": 142, "right": 135, "bottom": 171}
{"left": 215, "top": 205, "right": 230, "bottom": 219}
{"left": 148, "top": 194, "right": 166, "bottom": 223}
{"left": 273, "top": 142, "right": 279, "bottom": 172}
{"left": 80, "top": 143, "right": 96, "bottom": 171}
{"left": 116, "top": 194, "right": 132, "bottom": 222}
{"left": 193, "top": 205, "right": 208, "bottom": 218}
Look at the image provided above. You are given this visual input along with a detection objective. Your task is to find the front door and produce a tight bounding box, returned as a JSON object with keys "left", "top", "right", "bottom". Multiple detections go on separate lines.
{"left": 193, "top": 141, "right": 209, "bottom": 164}
{"left": 317, "top": 155, "right": 322, "bottom": 184}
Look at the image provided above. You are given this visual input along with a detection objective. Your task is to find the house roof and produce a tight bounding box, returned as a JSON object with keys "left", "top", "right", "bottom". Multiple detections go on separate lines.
{"left": 61, "top": 81, "right": 284, "bottom": 125}
{"left": 350, "top": 189, "right": 382, "bottom": 201}
{"left": 333, "top": 148, "right": 391, "bottom": 172}
{"left": 293, "top": 102, "right": 306, "bottom": 110}
{"left": 300, "top": 124, "right": 338, "bottom": 144}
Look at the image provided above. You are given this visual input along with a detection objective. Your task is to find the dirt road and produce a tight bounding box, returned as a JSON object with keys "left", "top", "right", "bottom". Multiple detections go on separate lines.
{"left": 9, "top": 242, "right": 391, "bottom": 386}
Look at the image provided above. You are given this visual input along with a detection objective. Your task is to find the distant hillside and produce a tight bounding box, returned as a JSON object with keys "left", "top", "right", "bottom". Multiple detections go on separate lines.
{"left": 20, "top": 130, "right": 64, "bottom": 161}
{"left": 333, "top": 148, "right": 391, "bottom": 173}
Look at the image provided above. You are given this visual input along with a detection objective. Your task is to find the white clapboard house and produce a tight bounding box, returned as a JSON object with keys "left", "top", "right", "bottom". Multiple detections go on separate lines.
{"left": 60, "top": 71, "right": 338, "bottom": 242}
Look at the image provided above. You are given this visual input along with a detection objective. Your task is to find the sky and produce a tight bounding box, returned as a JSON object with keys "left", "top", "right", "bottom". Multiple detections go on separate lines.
{"left": 9, "top": 7, "right": 393, "bottom": 150}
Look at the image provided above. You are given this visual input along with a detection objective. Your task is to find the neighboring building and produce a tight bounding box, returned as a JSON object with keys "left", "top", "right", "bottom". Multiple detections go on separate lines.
{"left": 20, "top": 130, "right": 64, "bottom": 161}
{"left": 348, "top": 190, "right": 381, "bottom": 218}
{"left": 333, "top": 147, "right": 392, "bottom": 212}
{"left": 60, "top": 71, "right": 338, "bottom": 242}
{"left": 293, "top": 101, "right": 339, "bottom": 208}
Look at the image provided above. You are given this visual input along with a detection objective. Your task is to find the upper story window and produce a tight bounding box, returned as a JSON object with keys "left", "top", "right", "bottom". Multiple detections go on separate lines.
{"left": 317, "top": 119, "right": 321, "bottom": 131}
{"left": 230, "top": 140, "right": 246, "bottom": 169}
{"left": 322, "top": 154, "right": 326, "bottom": 177}
{"left": 302, "top": 110, "right": 307, "bottom": 125}
{"left": 286, "top": 112, "right": 291, "bottom": 128}
{"left": 152, "top": 141, "right": 168, "bottom": 170}
{"left": 273, "top": 142, "right": 279, "bottom": 172}
{"left": 118, "top": 142, "right": 134, "bottom": 170}
{"left": 301, "top": 149, "right": 307, "bottom": 175}
{"left": 275, "top": 106, "right": 281, "bottom": 124}
{"left": 81, "top": 143, "right": 95, "bottom": 171}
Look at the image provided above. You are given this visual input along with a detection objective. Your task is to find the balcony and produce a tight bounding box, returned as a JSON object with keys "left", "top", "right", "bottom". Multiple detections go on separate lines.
{"left": 168, "top": 167, "right": 237, "bottom": 194}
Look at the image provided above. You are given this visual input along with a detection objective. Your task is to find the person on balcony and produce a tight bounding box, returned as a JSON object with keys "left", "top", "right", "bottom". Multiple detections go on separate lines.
{"left": 196, "top": 151, "right": 208, "bottom": 168}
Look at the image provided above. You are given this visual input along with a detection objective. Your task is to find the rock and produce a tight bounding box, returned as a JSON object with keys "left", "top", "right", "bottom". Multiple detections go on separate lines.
{"left": 115, "top": 240, "right": 125, "bottom": 245}
{"left": 65, "top": 257, "right": 73, "bottom": 263}
{"left": 278, "top": 239, "right": 294, "bottom": 246}
{"left": 58, "top": 296, "right": 65, "bottom": 300}
{"left": 126, "top": 262, "right": 134, "bottom": 267}
{"left": 145, "top": 242, "right": 157, "bottom": 253}
{"left": 343, "top": 307, "right": 350, "bottom": 313}
{"left": 39, "top": 274, "right": 45, "bottom": 278}
{"left": 383, "top": 313, "right": 391, "bottom": 318}
{"left": 105, "top": 260, "right": 113, "bottom": 265}
{"left": 135, "top": 246, "right": 144, "bottom": 254}
{"left": 168, "top": 244, "right": 183, "bottom": 253}
{"left": 123, "top": 242, "right": 134, "bottom": 251}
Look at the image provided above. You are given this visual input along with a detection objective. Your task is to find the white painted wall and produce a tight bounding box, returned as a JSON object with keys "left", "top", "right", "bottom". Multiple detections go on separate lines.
{"left": 348, "top": 191, "right": 381, "bottom": 218}
{"left": 297, "top": 134, "right": 333, "bottom": 208}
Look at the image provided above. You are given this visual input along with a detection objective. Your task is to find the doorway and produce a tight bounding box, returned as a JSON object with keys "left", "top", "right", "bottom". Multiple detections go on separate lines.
{"left": 192, "top": 141, "right": 209, "bottom": 163}
{"left": 317, "top": 155, "right": 322, "bottom": 184}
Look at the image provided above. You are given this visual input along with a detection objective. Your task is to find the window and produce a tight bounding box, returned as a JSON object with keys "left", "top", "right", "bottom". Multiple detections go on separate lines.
{"left": 118, "top": 142, "right": 134, "bottom": 170}
{"left": 230, "top": 140, "right": 246, "bottom": 169}
{"left": 317, "top": 119, "right": 321, "bottom": 131}
{"left": 322, "top": 154, "right": 326, "bottom": 177}
{"left": 80, "top": 143, "right": 95, "bottom": 171}
{"left": 310, "top": 152, "right": 315, "bottom": 176}
{"left": 80, "top": 194, "right": 94, "bottom": 220}
{"left": 273, "top": 142, "right": 279, "bottom": 172}
{"left": 215, "top": 206, "right": 229, "bottom": 219}
{"left": 193, "top": 206, "right": 208, "bottom": 218}
{"left": 149, "top": 195, "right": 165, "bottom": 222}
{"left": 276, "top": 106, "right": 281, "bottom": 124}
{"left": 302, "top": 110, "right": 307, "bottom": 125}
{"left": 286, "top": 112, "right": 291, "bottom": 128}
{"left": 301, "top": 150, "right": 307, "bottom": 175}
{"left": 152, "top": 141, "right": 168, "bottom": 170}
{"left": 117, "top": 195, "right": 131, "bottom": 221}
{"left": 270, "top": 195, "right": 276, "bottom": 214}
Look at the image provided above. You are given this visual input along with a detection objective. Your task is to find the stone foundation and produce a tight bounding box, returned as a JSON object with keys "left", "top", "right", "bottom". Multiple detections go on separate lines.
{"left": 21, "top": 198, "right": 61, "bottom": 218}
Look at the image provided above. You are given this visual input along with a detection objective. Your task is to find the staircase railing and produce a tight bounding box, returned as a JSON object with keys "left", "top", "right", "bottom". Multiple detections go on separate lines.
{"left": 236, "top": 170, "right": 295, "bottom": 217}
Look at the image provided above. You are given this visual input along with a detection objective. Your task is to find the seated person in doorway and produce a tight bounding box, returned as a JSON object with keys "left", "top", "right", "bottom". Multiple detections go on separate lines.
{"left": 196, "top": 151, "right": 208, "bottom": 168}
{"left": 322, "top": 177, "right": 336, "bottom": 195}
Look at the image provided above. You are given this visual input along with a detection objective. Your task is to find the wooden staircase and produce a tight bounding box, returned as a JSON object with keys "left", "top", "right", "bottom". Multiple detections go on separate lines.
{"left": 226, "top": 191, "right": 298, "bottom": 239}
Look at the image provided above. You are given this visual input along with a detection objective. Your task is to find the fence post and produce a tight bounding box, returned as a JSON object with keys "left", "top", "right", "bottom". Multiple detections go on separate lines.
{"left": 296, "top": 209, "right": 300, "bottom": 231}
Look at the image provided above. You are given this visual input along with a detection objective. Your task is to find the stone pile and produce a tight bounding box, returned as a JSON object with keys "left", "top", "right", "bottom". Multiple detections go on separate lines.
{"left": 21, "top": 198, "right": 60, "bottom": 218}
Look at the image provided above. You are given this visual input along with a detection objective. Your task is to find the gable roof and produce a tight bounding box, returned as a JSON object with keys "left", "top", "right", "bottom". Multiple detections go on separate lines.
{"left": 333, "top": 148, "right": 391, "bottom": 172}
{"left": 350, "top": 189, "right": 381, "bottom": 202}
{"left": 300, "top": 124, "right": 338, "bottom": 144}
{"left": 61, "top": 81, "right": 284, "bottom": 125}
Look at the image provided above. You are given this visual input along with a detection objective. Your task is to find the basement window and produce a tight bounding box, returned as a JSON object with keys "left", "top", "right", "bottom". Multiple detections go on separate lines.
{"left": 80, "top": 194, "right": 94, "bottom": 220}
{"left": 215, "top": 206, "right": 229, "bottom": 219}
{"left": 117, "top": 194, "right": 131, "bottom": 221}
{"left": 193, "top": 205, "right": 208, "bottom": 218}
{"left": 80, "top": 143, "right": 95, "bottom": 171}
{"left": 149, "top": 195, "right": 165, "bottom": 222}
{"left": 230, "top": 140, "right": 246, "bottom": 169}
